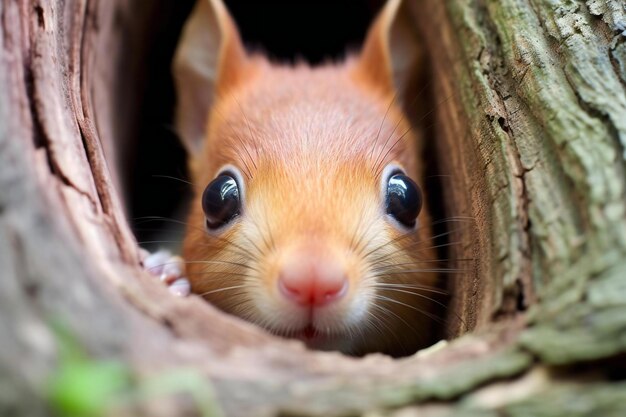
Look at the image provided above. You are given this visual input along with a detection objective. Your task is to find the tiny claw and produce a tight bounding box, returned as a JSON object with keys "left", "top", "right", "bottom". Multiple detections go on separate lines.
{"left": 144, "top": 250, "right": 189, "bottom": 297}
{"left": 160, "top": 256, "right": 185, "bottom": 284}
{"left": 143, "top": 250, "right": 172, "bottom": 276}
{"left": 169, "top": 278, "right": 191, "bottom": 297}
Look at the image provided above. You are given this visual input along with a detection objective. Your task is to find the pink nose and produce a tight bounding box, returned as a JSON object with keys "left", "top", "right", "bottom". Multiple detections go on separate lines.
{"left": 278, "top": 258, "right": 348, "bottom": 307}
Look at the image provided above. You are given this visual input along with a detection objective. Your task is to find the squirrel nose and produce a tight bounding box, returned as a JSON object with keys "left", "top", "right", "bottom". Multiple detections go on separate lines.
{"left": 278, "top": 255, "right": 348, "bottom": 307}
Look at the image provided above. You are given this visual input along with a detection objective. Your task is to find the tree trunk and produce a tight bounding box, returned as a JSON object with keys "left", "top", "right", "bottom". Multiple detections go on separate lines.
{"left": 1, "top": 0, "right": 626, "bottom": 416}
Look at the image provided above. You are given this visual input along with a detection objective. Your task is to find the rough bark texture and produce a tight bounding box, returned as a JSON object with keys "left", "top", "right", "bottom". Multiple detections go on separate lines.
{"left": 1, "top": 0, "right": 625, "bottom": 416}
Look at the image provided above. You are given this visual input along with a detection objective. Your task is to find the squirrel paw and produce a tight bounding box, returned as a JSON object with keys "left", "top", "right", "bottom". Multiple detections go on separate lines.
{"left": 143, "top": 250, "right": 190, "bottom": 297}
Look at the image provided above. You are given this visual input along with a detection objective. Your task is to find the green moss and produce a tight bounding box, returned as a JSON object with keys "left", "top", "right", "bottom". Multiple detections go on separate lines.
{"left": 46, "top": 322, "right": 223, "bottom": 417}
{"left": 45, "top": 322, "right": 130, "bottom": 417}
{"left": 48, "top": 360, "right": 131, "bottom": 417}
{"left": 378, "top": 348, "right": 532, "bottom": 406}
{"left": 502, "top": 381, "right": 626, "bottom": 417}
{"left": 520, "top": 264, "right": 626, "bottom": 364}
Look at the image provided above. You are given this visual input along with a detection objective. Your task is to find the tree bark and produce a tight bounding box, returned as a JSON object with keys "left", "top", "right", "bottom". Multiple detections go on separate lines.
{"left": 1, "top": 0, "right": 626, "bottom": 416}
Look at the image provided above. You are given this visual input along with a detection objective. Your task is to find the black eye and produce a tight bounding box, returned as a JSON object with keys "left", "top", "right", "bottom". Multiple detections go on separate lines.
{"left": 202, "top": 174, "right": 241, "bottom": 229}
{"left": 386, "top": 174, "right": 422, "bottom": 228}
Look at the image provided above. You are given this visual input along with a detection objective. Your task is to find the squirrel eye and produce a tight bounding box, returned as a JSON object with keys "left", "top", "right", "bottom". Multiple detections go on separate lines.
{"left": 386, "top": 174, "right": 422, "bottom": 228}
{"left": 202, "top": 174, "right": 241, "bottom": 229}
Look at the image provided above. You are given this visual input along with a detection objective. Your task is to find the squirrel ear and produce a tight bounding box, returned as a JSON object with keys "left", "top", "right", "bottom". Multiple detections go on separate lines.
{"left": 173, "top": 0, "right": 247, "bottom": 154}
{"left": 357, "top": 0, "right": 421, "bottom": 99}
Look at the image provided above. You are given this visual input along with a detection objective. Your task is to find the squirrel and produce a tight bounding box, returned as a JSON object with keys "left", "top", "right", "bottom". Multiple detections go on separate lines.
{"left": 145, "top": 0, "right": 440, "bottom": 357}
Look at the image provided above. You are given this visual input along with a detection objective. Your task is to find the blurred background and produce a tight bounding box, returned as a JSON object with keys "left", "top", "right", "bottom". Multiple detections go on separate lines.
{"left": 129, "top": 0, "right": 386, "bottom": 249}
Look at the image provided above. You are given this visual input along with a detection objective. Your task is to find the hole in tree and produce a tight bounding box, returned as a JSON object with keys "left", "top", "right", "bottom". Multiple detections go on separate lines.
{"left": 126, "top": 0, "right": 461, "bottom": 357}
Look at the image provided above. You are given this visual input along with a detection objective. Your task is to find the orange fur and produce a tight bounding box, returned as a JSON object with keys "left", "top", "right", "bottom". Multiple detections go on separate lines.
{"left": 177, "top": 0, "right": 438, "bottom": 356}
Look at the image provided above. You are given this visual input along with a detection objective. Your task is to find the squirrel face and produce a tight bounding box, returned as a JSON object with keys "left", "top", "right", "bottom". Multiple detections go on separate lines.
{"left": 176, "top": 0, "right": 438, "bottom": 356}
